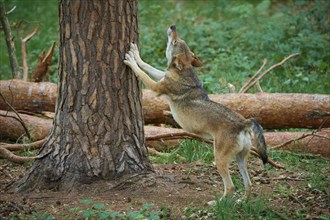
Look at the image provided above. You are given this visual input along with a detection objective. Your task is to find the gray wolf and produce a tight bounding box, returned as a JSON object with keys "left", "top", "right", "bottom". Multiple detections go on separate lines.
{"left": 124, "top": 25, "right": 268, "bottom": 200}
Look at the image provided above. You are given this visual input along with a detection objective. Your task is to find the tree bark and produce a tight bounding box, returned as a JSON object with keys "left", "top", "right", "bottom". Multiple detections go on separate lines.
{"left": 14, "top": 0, "right": 152, "bottom": 192}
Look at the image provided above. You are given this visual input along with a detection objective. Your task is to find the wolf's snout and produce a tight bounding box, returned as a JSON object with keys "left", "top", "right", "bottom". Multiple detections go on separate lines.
{"left": 170, "top": 25, "right": 176, "bottom": 31}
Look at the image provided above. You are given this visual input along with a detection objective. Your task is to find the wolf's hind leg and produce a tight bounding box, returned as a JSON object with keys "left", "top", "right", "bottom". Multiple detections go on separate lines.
{"left": 236, "top": 149, "right": 252, "bottom": 200}
{"left": 214, "top": 140, "right": 235, "bottom": 199}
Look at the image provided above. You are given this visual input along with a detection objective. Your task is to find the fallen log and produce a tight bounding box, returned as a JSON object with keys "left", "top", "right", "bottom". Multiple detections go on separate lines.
{"left": 1, "top": 80, "right": 329, "bottom": 129}
{"left": 0, "top": 79, "right": 57, "bottom": 112}
{"left": 142, "top": 90, "right": 330, "bottom": 129}
{"left": 144, "top": 126, "right": 330, "bottom": 158}
{"left": 0, "top": 111, "right": 328, "bottom": 158}
{"left": 266, "top": 129, "right": 330, "bottom": 157}
{"left": 0, "top": 110, "right": 52, "bottom": 141}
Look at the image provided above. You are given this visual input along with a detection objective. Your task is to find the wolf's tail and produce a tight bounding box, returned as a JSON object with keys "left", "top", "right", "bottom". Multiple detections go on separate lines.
{"left": 249, "top": 119, "right": 268, "bottom": 164}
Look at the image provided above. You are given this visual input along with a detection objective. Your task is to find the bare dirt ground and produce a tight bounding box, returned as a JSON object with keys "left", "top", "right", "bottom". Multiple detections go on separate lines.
{"left": 0, "top": 158, "right": 329, "bottom": 219}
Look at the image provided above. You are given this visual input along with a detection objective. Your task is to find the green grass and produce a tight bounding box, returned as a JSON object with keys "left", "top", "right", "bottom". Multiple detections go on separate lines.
{"left": 150, "top": 140, "right": 214, "bottom": 164}
{"left": 1, "top": 0, "right": 329, "bottom": 93}
{"left": 150, "top": 143, "right": 329, "bottom": 219}
{"left": 269, "top": 151, "right": 330, "bottom": 195}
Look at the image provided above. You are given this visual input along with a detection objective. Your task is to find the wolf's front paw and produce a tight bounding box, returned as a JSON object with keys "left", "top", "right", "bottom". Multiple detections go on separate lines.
{"left": 124, "top": 51, "right": 138, "bottom": 69}
{"left": 129, "top": 43, "right": 143, "bottom": 64}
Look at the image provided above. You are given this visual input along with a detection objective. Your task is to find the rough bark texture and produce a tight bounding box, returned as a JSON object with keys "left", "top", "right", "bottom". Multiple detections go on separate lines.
{"left": 15, "top": 0, "right": 152, "bottom": 192}
{"left": 142, "top": 90, "right": 330, "bottom": 129}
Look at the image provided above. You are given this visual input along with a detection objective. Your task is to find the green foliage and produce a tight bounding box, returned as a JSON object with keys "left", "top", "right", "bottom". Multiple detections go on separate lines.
{"left": 182, "top": 196, "right": 287, "bottom": 220}
{"left": 30, "top": 211, "right": 54, "bottom": 220}
{"left": 1, "top": 0, "right": 328, "bottom": 93}
{"left": 68, "top": 199, "right": 160, "bottom": 220}
{"left": 138, "top": 0, "right": 330, "bottom": 94}
{"left": 0, "top": 0, "right": 58, "bottom": 81}
{"left": 270, "top": 151, "right": 330, "bottom": 194}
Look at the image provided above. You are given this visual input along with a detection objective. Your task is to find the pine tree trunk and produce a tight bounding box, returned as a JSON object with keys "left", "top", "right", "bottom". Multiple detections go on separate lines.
{"left": 15, "top": 0, "right": 152, "bottom": 192}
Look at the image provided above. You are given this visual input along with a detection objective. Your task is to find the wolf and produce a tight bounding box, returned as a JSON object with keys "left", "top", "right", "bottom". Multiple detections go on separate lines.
{"left": 124, "top": 25, "right": 268, "bottom": 200}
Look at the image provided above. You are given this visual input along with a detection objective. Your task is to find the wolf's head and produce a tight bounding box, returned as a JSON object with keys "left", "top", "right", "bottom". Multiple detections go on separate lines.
{"left": 166, "top": 25, "right": 203, "bottom": 70}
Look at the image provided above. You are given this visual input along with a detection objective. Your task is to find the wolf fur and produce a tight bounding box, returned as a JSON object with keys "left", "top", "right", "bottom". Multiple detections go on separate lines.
{"left": 124, "top": 25, "right": 268, "bottom": 199}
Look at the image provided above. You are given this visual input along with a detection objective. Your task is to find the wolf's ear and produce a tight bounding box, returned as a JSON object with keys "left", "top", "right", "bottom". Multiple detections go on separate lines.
{"left": 171, "top": 56, "right": 183, "bottom": 70}
{"left": 191, "top": 54, "right": 203, "bottom": 67}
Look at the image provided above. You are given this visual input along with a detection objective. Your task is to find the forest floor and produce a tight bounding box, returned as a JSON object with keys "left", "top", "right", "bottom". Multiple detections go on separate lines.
{"left": 0, "top": 155, "right": 329, "bottom": 219}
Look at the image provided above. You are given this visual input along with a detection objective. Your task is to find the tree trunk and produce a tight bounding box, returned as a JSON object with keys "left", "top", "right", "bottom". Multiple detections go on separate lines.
{"left": 15, "top": 0, "right": 152, "bottom": 192}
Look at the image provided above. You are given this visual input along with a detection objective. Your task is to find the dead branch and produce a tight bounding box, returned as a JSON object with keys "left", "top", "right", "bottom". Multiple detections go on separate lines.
{"left": 6, "top": 5, "right": 16, "bottom": 15}
{"left": 271, "top": 132, "right": 330, "bottom": 150}
{"left": 250, "top": 148, "right": 285, "bottom": 169}
{"left": 0, "top": 1, "right": 20, "bottom": 78}
{"left": 271, "top": 120, "right": 329, "bottom": 150}
{"left": 0, "top": 146, "right": 35, "bottom": 164}
{"left": 0, "top": 139, "right": 45, "bottom": 151}
{"left": 240, "top": 59, "right": 267, "bottom": 93}
{"left": 0, "top": 109, "right": 53, "bottom": 141}
{"left": 146, "top": 131, "right": 212, "bottom": 144}
{"left": 0, "top": 93, "right": 31, "bottom": 140}
{"left": 30, "top": 42, "right": 56, "bottom": 82}
{"left": 271, "top": 133, "right": 314, "bottom": 150}
{"left": 256, "top": 81, "right": 263, "bottom": 93}
{"left": 22, "top": 26, "right": 39, "bottom": 81}
{"left": 240, "top": 53, "right": 300, "bottom": 93}
{"left": 148, "top": 148, "right": 170, "bottom": 157}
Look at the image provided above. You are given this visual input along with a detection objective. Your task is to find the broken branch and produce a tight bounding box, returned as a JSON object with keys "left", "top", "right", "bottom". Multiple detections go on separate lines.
{"left": 0, "top": 139, "right": 45, "bottom": 151}
{"left": 0, "top": 93, "right": 31, "bottom": 140}
{"left": 0, "top": 146, "right": 36, "bottom": 164}
{"left": 240, "top": 59, "right": 267, "bottom": 93}
{"left": 22, "top": 26, "right": 39, "bottom": 81}
{"left": 240, "top": 53, "right": 299, "bottom": 93}
{"left": 30, "top": 42, "right": 56, "bottom": 82}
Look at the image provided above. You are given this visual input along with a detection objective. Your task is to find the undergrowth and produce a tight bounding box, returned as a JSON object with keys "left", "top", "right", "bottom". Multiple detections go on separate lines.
{"left": 1, "top": 1, "right": 329, "bottom": 219}
{"left": 1, "top": 0, "right": 329, "bottom": 94}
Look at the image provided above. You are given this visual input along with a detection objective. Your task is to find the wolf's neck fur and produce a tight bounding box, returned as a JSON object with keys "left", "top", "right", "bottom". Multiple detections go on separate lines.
{"left": 171, "top": 66, "right": 209, "bottom": 101}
